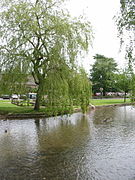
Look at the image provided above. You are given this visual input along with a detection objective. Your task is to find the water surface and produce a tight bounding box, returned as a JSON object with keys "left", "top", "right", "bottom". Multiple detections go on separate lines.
{"left": 0, "top": 105, "right": 135, "bottom": 180}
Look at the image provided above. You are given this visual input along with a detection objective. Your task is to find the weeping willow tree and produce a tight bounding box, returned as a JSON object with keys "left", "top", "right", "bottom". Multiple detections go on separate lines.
{"left": 116, "top": 0, "right": 135, "bottom": 63}
{"left": 116, "top": 1, "right": 135, "bottom": 101}
{"left": 0, "top": 0, "right": 92, "bottom": 111}
{"left": 43, "top": 68, "right": 71, "bottom": 116}
{"left": 68, "top": 68, "right": 92, "bottom": 113}
{"left": 43, "top": 66, "right": 92, "bottom": 115}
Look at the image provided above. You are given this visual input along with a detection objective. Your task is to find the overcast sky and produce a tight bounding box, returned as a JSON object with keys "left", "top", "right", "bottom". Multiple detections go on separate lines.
{"left": 66, "top": 0, "right": 126, "bottom": 72}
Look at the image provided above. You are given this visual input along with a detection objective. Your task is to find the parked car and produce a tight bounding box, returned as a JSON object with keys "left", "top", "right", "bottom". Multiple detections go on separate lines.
{"left": 20, "top": 94, "right": 27, "bottom": 100}
{"left": 11, "top": 94, "right": 19, "bottom": 99}
{"left": 28, "top": 93, "right": 36, "bottom": 99}
{"left": 2, "top": 95, "right": 10, "bottom": 99}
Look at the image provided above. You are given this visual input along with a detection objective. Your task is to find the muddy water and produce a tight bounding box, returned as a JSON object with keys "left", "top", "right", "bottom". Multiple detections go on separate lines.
{"left": 0, "top": 105, "right": 135, "bottom": 180}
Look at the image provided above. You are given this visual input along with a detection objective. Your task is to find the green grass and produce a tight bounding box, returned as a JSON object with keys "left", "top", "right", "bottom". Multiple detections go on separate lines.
{"left": 0, "top": 98, "right": 133, "bottom": 115}
{"left": 0, "top": 100, "right": 72, "bottom": 115}
{"left": 91, "top": 98, "right": 131, "bottom": 106}
{"left": 0, "top": 100, "right": 39, "bottom": 114}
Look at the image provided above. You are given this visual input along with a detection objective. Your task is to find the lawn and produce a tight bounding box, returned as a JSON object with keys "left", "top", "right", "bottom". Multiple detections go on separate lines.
{"left": 0, "top": 100, "right": 37, "bottom": 114}
{"left": 91, "top": 98, "right": 131, "bottom": 106}
{"left": 0, "top": 100, "right": 72, "bottom": 115}
{"left": 0, "top": 98, "right": 133, "bottom": 115}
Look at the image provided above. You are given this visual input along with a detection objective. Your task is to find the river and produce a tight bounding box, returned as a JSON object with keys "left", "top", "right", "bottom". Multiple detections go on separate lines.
{"left": 0, "top": 105, "right": 135, "bottom": 180}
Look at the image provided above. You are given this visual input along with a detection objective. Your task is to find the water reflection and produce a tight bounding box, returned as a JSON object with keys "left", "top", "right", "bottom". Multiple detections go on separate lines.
{"left": 36, "top": 113, "right": 90, "bottom": 149}
{"left": 0, "top": 106, "right": 135, "bottom": 180}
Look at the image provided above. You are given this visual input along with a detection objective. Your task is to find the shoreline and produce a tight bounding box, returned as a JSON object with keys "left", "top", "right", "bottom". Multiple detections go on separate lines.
{"left": 0, "top": 102, "right": 135, "bottom": 119}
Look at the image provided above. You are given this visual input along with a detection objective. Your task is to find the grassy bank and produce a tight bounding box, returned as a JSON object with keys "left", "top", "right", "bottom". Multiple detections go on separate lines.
{"left": 91, "top": 98, "right": 131, "bottom": 106}
{"left": 0, "top": 98, "right": 132, "bottom": 115}
{"left": 0, "top": 100, "right": 72, "bottom": 115}
{"left": 0, "top": 100, "right": 35, "bottom": 114}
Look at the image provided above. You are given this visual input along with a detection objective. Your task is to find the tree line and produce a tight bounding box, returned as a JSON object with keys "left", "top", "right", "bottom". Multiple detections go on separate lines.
{"left": 90, "top": 54, "right": 135, "bottom": 102}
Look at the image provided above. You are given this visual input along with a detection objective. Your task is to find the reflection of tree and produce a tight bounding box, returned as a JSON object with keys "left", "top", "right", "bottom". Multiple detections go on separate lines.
{"left": 0, "top": 115, "right": 90, "bottom": 179}
{"left": 34, "top": 118, "right": 40, "bottom": 130}
{"left": 36, "top": 113, "right": 90, "bottom": 151}
{"left": 33, "top": 113, "right": 90, "bottom": 180}
{"left": 1, "top": 107, "right": 135, "bottom": 179}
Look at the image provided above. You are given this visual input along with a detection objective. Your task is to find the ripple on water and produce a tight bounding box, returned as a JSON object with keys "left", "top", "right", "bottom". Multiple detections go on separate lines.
{"left": 0, "top": 106, "right": 135, "bottom": 179}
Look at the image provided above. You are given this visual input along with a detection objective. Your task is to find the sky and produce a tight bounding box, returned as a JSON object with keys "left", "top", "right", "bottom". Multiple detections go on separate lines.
{"left": 65, "top": 0, "right": 127, "bottom": 72}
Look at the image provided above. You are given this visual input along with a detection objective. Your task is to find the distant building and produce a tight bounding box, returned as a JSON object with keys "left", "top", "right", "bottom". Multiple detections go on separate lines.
{"left": 0, "top": 73, "right": 37, "bottom": 90}
{"left": 25, "top": 76, "right": 37, "bottom": 89}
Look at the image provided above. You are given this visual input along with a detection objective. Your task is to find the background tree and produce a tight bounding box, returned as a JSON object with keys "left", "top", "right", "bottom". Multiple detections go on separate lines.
{"left": 130, "top": 74, "right": 135, "bottom": 102}
{"left": 90, "top": 54, "right": 118, "bottom": 96}
{"left": 0, "top": 0, "right": 92, "bottom": 110}
{"left": 116, "top": 0, "right": 135, "bottom": 63}
{"left": 114, "top": 68, "right": 131, "bottom": 102}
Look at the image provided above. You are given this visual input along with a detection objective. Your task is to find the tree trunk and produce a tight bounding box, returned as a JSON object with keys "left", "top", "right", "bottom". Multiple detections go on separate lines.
{"left": 103, "top": 90, "right": 106, "bottom": 96}
{"left": 34, "top": 82, "right": 44, "bottom": 111}
{"left": 124, "top": 91, "right": 126, "bottom": 102}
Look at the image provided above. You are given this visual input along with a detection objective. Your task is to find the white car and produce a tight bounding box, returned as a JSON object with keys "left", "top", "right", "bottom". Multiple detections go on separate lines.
{"left": 11, "top": 94, "right": 19, "bottom": 99}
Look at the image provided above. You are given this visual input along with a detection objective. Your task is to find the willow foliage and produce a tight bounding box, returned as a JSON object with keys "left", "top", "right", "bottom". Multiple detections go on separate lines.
{"left": 0, "top": 67, "right": 28, "bottom": 96}
{"left": 0, "top": 0, "right": 93, "bottom": 112}
{"left": 116, "top": 0, "right": 135, "bottom": 62}
{"left": 43, "top": 67, "right": 92, "bottom": 115}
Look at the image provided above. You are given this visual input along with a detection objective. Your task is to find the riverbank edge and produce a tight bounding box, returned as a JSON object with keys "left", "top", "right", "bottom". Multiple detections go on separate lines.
{"left": 0, "top": 102, "right": 135, "bottom": 119}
